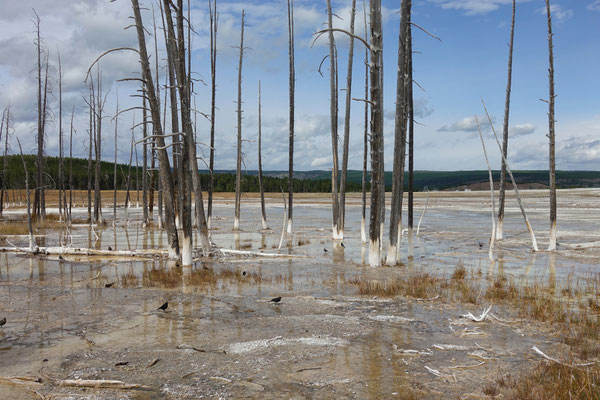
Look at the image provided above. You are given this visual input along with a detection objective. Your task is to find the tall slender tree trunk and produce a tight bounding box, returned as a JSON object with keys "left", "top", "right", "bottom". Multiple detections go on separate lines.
{"left": 545, "top": 0, "right": 557, "bottom": 251}
{"left": 339, "top": 0, "right": 356, "bottom": 240}
{"left": 208, "top": 0, "right": 218, "bottom": 229}
{"left": 113, "top": 96, "right": 119, "bottom": 226}
{"left": 497, "top": 0, "right": 516, "bottom": 240}
{"left": 131, "top": 0, "right": 180, "bottom": 258}
{"left": 407, "top": 18, "right": 414, "bottom": 234}
{"left": 386, "top": 0, "right": 410, "bottom": 265}
{"left": 361, "top": 0, "right": 369, "bottom": 244}
{"left": 258, "top": 81, "right": 268, "bottom": 229}
{"left": 142, "top": 93, "right": 149, "bottom": 226}
{"left": 33, "top": 11, "right": 46, "bottom": 222}
{"left": 287, "top": 0, "right": 295, "bottom": 235}
{"left": 326, "top": 0, "right": 341, "bottom": 239}
{"left": 69, "top": 107, "right": 74, "bottom": 223}
{"left": 94, "top": 69, "right": 102, "bottom": 224}
{"left": 58, "top": 49, "right": 64, "bottom": 222}
{"left": 234, "top": 10, "right": 245, "bottom": 231}
{"left": 368, "top": 0, "right": 384, "bottom": 266}
{"left": 87, "top": 85, "right": 93, "bottom": 222}
{"left": 0, "top": 106, "right": 9, "bottom": 217}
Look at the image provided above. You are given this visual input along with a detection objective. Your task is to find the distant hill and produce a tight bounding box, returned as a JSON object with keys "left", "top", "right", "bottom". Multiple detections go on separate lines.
{"left": 1, "top": 156, "right": 598, "bottom": 192}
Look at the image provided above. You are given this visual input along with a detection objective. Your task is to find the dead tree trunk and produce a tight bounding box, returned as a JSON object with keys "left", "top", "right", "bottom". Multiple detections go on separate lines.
{"left": 113, "top": 96, "right": 119, "bottom": 226}
{"left": 69, "top": 107, "right": 74, "bottom": 223}
{"left": 0, "top": 106, "right": 9, "bottom": 217}
{"left": 87, "top": 85, "right": 93, "bottom": 222}
{"left": 234, "top": 10, "right": 245, "bottom": 231}
{"left": 407, "top": 17, "right": 414, "bottom": 234}
{"left": 58, "top": 48, "right": 64, "bottom": 222}
{"left": 142, "top": 93, "right": 149, "bottom": 226}
{"left": 360, "top": 0, "right": 369, "bottom": 244}
{"left": 131, "top": 0, "right": 180, "bottom": 258}
{"left": 545, "top": 0, "right": 557, "bottom": 251}
{"left": 33, "top": 10, "right": 46, "bottom": 222}
{"left": 208, "top": 0, "right": 218, "bottom": 229}
{"left": 386, "top": 0, "right": 410, "bottom": 265}
{"left": 94, "top": 69, "right": 103, "bottom": 224}
{"left": 368, "top": 0, "right": 384, "bottom": 266}
{"left": 326, "top": 0, "right": 341, "bottom": 239}
{"left": 258, "top": 81, "right": 268, "bottom": 229}
{"left": 339, "top": 0, "right": 356, "bottom": 240}
{"left": 287, "top": 0, "right": 295, "bottom": 235}
{"left": 496, "top": 0, "right": 516, "bottom": 240}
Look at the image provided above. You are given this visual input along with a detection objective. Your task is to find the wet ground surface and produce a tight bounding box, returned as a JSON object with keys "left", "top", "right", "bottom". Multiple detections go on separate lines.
{"left": 0, "top": 189, "right": 598, "bottom": 399}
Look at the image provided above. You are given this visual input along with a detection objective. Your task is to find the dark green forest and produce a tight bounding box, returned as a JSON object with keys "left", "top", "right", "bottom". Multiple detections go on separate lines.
{"left": 1, "top": 155, "right": 598, "bottom": 192}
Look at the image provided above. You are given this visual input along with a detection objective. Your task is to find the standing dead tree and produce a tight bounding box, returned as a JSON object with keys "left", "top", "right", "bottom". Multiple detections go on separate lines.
{"left": 0, "top": 106, "right": 10, "bottom": 217}
{"left": 33, "top": 10, "right": 47, "bottom": 222}
{"left": 496, "top": 0, "right": 516, "bottom": 240}
{"left": 94, "top": 68, "right": 105, "bottom": 224}
{"left": 407, "top": 17, "right": 414, "bottom": 236}
{"left": 130, "top": 0, "right": 180, "bottom": 258}
{"left": 360, "top": 0, "right": 369, "bottom": 244}
{"left": 113, "top": 94, "right": 119, "bottom": 226}
{"left": 68, "top": 107, "right": 74, "bottom": 223}
{"left": 325, "top": 0, "right": 341, "bottom": 239}
{"left": 234, "top": 10, "right": 245, "bottom": 231}
{"left": 57, "top": 48, "right": 65, "bottom": 222}
{"left": 208, "top": 0, "right": 218, "bottom": 229}
{"left": 339, "top": 0, "right": 357, "bottom": 240}
{"left": 287, "top": 0, "right": 295, "bottom": 235}
{"left": 87, "top": 84, "right": 94, "bottom": 222}
{"left": 386, "top": 0, "right": 411, "bottom": 265}
{"left": 258, "top": 81, "right": 268, "bottom": 229}
{"left": 545, "top": 0, "right": 557, "bottom": 251}
{"left": 368, "top": 0, "right": 384, "bottom": 266}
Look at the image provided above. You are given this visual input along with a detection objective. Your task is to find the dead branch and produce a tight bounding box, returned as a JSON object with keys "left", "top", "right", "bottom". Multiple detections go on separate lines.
{"left": 85, "top": 48, "right": 140, "bottom": 82}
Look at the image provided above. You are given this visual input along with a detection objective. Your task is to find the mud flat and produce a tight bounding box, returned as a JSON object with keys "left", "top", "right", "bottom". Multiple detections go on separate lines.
{"left": 0, "top": 189, "right": 598, "bottom": 399}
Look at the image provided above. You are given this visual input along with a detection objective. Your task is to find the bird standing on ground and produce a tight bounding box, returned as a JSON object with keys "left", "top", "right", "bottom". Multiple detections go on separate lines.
{"left": 323, "top": 248, "right": 328, "bottom": 253}
{"left": 270, "top": 296, "right": 282, "bottom": 303}
{"left": 0, "top": 317, "right": 6, "bottom": 327}
{"left": 340, "top": 242, "right": 345, "bottom": 248}
{"left": 157, "top": 302, "right": 169, "bottom": 311}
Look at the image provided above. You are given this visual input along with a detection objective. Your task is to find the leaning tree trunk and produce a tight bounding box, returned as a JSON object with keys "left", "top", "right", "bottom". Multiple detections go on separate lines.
{"left": 326, "top": 0, "right": 341, "bottom": 239}
{"left": 208, "top": 0, "right": 218, "bottom": 229}
{"left": 368, "top": 0, "right": 384, "bottom": 267}
{"left": 287, "top": 0, "right": 295, "bottom": 235}
{"left": 234, "top": 10, "right": 245, "bottom": 231}
{"left": 258, "top": 81, "right": 268, "bottom": 229}
{"left": 386, "top": 0, "right": 410, "bottom": 266}
{"left": 546, "top": 0, "right": 557, "bottom": 251}
{"left": 339, "top": 0, "right": 356, "bottom": 240}
{"left": 497, "top": 0, "right": 516, "bottom": 240}
{"left": 131, "top": 0, "right": 180, "bottom": 258}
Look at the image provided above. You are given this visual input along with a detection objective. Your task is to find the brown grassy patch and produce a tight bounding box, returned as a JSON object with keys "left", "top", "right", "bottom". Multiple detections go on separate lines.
{"left": 0, "top": 223, "right": 30, "bottom": 235}
{"left": 136, "top": 266, "right": 266, "bottom": 289}
{"left": 349, "top": 274, "right": 438, "bottom": 299}
{"left": 499, "top": 362, "right": 600, "bottom": 400}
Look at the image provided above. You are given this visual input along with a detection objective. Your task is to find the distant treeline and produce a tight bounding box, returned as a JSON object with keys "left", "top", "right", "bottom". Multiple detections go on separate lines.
{"left": 0, "top": 155, "right": 598, "bottom": 192}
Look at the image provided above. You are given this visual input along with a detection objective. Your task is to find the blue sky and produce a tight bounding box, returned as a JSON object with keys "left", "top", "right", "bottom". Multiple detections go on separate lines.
{"left": 0, "top": 0, "right": 599, "bottom": 171}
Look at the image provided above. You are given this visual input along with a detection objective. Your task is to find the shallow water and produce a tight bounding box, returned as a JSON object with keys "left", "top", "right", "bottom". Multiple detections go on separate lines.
{"left": 0, "top": 190, "right": 598, "bottom": 398}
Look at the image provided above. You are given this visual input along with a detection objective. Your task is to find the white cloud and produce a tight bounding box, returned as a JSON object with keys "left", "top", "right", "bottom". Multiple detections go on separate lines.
{"left": 429, "top": 0, "right": 516, "bottom": 15}
{"left": 438, "top": 115, "right": 494, "bottom": 133}
{"left": 311, "top": 156, "right": 332, "bottom": 168}
{"left": 537, "top": 4, "right": 574, "bottom": 22}
{"left": 589, "top": 0, "right": 600, "bottom": 11}
{"left": 509, "top": 123, "right": 535, "bottom": 137}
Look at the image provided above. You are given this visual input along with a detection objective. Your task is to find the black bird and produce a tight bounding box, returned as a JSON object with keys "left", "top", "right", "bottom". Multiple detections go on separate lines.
{"left": 0, "top": 317, "right": 6, "bottom": 327}
{"left": 105, "top": 282, "right": 115, "bottom": 288}
{"left": 478, "top": 242, "right": 484, "bottom": 249}
{"left": 340, "top": 242, "right": 345, "bottom": 248}
{"left": 242, "top": 271, "right": 247, "bottom": 276}
{"left": 108, "top": 246, "right": 112, "bottom": 251}
{"left": 323, "top": 248, "right": 328, "bottom": 253}
{"left": 157, "top": 302, "right": 169, "bottom": 311}
{"left": 270, "top": 296, "right": 282, "bottom": 303}
{"left": 58, "top": 255, "right": 64, "bottom": 260}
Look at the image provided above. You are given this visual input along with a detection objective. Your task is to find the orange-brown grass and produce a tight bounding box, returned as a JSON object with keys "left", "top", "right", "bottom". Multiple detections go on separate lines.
{"left": 497, "top": 362, "right": 600, "bottom": 400}
{"left": 0, "top": 223, "right": 30, "bottom": 235}
{"left": 349, "top": 273, "right": 438, "bottom": 298}
{"left": 138, "top": 266, "right": 266, "bottom": 289}
{"left": 120, "top": 272, "right": 139, "bottom": 288}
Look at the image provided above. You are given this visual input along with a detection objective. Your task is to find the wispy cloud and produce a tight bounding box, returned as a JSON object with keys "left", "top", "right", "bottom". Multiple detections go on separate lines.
{"left": 537, "top": 4, "right": 574, "bottom": 22}
{"left": 509, "top": 123, "right": 535, "bottom": 137}
{"left": 428, "top": 0, "right": 517, "bottom": 16}
{"left": 588, "top": 0, "right": 600, "bottom": 11}
{"left": 438, "top": 115, "right": 494, "bottom": 133}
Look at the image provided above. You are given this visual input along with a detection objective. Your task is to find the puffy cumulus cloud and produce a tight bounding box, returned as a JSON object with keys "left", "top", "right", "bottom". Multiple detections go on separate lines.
{"left": 310, "top": 156, "right": 332, "bottom": 168}
{"left": 383, "top": 98, "right": 434, "bottom": 121}
{"left": 589, "top": 0, "right": 600, "bottom": 11}
{"left": 509, "top": 123, "right": 535, "bottom": 137}
{"left": 537, "top": 4, "right": 574, "bottom": 22}
{"left": 438, "top": 115, "right": 494, "bottom": 133}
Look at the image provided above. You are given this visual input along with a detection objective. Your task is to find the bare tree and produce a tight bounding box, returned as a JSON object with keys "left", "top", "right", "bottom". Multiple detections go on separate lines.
{"left": 326, "top": 0, "right": 341, "bottom": 240}
{"left": 545, "top": 0, "right": 557, "bottom": 251}
{"left": 113, "top": 94, "right": 119, "bottom": 225}
{"left": 68, "top": 107, "right": 74, "bottom": 223}
{"left": 287, "top": 0, "right": 295, "bottom": 235}
{"left": 368, "top": 0, "right": 384, "bottom": 266}
{"left": 234, "top": 10, "right": 245, "bottom": 231}
{"left": 94, "top": 69, "right": 104, "bottom": 224}
{"left": 258, "top": 81, "right": 268, "bottom": 229}
{"left": 87, "top": 84, "right": 94, "bottom": 222}
{"left": 407, "top": 15, "right": 414, "bottom": 235}
{"left": 58, "top": 48, "right": 64, "bottom": 221}
{"left": 131, "top": 0, "right": 180, "bottom": 258}
{"left": 339, "top": 0, "right": 357, "bottom": 240}
{"left": 208, "top": 0, "right": 218, "bottom": 229}
{"left": 142, "top": 92, "right": 149, "bottom": 226}
{"left": 496, "top": 0, "right": 516, "bottom": 240}
{"left": 33, "top": 10, "right": 47, "bottom": 221}
{"left": 0, "top": 106, "right": 9, "bottom": 217}
{"left": 386, "top": 0, "right": 410, "bottom": 265}
{"left": 360, "top": 0, "right": 369, "bottom": 244}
